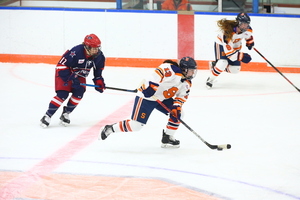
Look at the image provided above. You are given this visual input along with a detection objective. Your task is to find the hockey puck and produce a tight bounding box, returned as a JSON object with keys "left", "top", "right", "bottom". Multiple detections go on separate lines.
{"left": 227, "top": 144, "right": 231, "bottom": 149}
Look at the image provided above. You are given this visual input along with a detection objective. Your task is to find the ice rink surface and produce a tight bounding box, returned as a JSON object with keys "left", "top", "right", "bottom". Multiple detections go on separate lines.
{"left": 0, "top": 63, "right": 300, "bottom": 200}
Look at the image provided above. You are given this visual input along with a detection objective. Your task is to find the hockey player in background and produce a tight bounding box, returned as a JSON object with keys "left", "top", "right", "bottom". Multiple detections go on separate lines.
{"left": 99, "top": 57, "right": 197, "bottom": 148}
{"left": 40, "top": 34, "right": 106, "bottom": 128}
{"left": 206, "top": 12, "right": 254, "bottom": 88}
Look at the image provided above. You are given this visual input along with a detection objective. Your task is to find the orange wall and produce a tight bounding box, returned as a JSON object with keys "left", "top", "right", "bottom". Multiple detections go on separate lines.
{"left": 1, "top": 53, "right": 300, "bottom": 73}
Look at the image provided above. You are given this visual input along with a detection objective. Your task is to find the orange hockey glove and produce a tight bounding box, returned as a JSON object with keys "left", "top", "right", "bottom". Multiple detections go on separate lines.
{"left": 170, "top": 105, "right": 181, "bottom": 123}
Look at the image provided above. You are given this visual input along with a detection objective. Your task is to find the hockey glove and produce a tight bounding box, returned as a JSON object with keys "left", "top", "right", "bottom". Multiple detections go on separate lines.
{"left": 170, "top": 105, "right": 181, "bottom": 123}
{"left": 71, "top": 77, "right": 81, "bottom": 89}
{"left": 93, "top": 77, "right": 105, "bottom": 93}
{"left": 58, "top": 69, "right": 73, "bottom": 83}
{"left": 142, "top": 81, "right": 159, "bottom": 98}
{"left": 238, "top": 52, "right": 252, "bottom": 63}
{"left": 246, "top": 36, "right": 254, "bottom": 50}
{"left": 58, "top": 70, "right": 81, "bottom": 88}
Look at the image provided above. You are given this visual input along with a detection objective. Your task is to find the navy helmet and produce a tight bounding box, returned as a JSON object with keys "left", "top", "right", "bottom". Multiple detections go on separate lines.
{"left": 236, "top": 12, "right": 251, "bottom": 32}
{"left": 179, "top": 57, "right": 197, "bottom": 80}
{"left": 236, "top": 12, "right": 251, "bottom": 24}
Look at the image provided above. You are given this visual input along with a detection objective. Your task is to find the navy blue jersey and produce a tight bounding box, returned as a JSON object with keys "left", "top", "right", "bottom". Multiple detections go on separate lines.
{"left": 56, "top": 44, "right": 105, "bottom": 79}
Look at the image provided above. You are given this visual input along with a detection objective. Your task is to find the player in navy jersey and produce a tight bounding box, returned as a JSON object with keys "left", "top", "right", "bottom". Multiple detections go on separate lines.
{"left": 99, "top": 57, "right": 197, "bottom": 148}
{"left": 206, "top": 12, "right": 254, "bottom": 88}
{"left": 40, "top": 34, "right": 106, "bottom": 128}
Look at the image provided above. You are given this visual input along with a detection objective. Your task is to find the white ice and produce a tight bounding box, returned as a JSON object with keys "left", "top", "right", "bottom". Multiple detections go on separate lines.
{"left": 0, "top": 63, "right": 300, "bottom": 200}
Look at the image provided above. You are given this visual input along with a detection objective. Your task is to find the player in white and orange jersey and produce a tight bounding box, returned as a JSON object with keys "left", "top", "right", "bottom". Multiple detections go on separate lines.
{"left": 99, "top": 57, "right": 197, "bottom": 148}
{"left": 206, "top": 12, "right": 254, "bottom": 88}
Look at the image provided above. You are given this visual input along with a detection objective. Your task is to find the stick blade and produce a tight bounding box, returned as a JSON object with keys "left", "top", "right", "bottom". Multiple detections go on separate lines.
{"left": 216, "top": 144, "right": 231, "bottom": 151}
{"left": 206, "top": 142, "right": 231, "bottom": 151}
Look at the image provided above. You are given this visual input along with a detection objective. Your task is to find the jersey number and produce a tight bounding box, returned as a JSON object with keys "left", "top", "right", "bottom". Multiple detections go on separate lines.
{"left": 233, "top": 38, "right": 241, "bottom": 43}
{"left": 164, "top": 68, "right": 172, "bottom": 77}
{"left": 59, "top": 57, "right": 67, "bottom": 65}
{"left": 163, "top": 87, "right": 178, "bottom": 99}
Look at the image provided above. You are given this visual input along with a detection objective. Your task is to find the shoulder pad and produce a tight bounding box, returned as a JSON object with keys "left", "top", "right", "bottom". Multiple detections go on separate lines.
{"left": 246, "top": 26, "right": 253, "bottom": 33}
{"left": 170, "top": 64, "right": 182, "bottom": 74}
{"left": 71, "top": 44, "right": 84, "bottom": 51}
{"left": 182, "top": 78, "right": 192, "bottom": 86}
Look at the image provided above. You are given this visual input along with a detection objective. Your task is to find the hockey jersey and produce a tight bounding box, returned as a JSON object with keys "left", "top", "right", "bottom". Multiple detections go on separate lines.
{"left": 138, "top": 63, "right": 191, "bottom": 106}
{"left": 55, "top": 44, "right": 105, "bottom": 80}
{"left": 215, "top": 27, "right": 253, "bottom": 62}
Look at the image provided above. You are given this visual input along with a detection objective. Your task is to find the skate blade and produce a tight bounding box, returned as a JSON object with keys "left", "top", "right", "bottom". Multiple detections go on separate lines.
{"left": 206, "top": 85, "right": 212, "bottom": 89}
{"left": 161, "top": 143, "right": 180, "bottom": 148}
{"left": 98, "top": 127, "right": 105, "bottom": 140}
{"left": 60, "top": 121, "right": 69, "bottom": 127}
{"left": 40, "top": 123, "right": 48, "bottom": 128}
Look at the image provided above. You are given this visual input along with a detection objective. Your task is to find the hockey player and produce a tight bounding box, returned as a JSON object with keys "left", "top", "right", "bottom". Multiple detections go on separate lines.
{"left": 40, "top": 34, "right": 106, "bottom": 128}
{"left": 206, "top": 12, "right": 254, "bottom": 88}
{"left": 99, "top": 57, "right": 197, "bottom": 148}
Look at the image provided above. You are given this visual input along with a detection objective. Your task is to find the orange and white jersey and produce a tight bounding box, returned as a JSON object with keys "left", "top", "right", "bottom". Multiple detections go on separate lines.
{"left": 215, "top": 27, "right": 253, "bottom": 62}
{"left": 137, "top": 63, "right": 191, "bottom": 105}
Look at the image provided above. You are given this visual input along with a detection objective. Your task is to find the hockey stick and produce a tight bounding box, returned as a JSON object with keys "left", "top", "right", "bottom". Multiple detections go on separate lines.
{"left": 253, "top": 48, "right": 300, "bottom": 92}
{"left": 80, "top": 83, "right": 138, "bottom": 93}
{"left": 154, "top": 97, "right": 231, "bottom": 151}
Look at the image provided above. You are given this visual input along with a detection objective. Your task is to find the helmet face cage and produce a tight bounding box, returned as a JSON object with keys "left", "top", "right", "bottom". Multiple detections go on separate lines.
{"left": 236, "top": 12, "right": 250, "bottom": 32}
{"left": 84, "top": 45, "right": 101, "bottom": 58}
{"left": 84, "top": 34, "right": 101, "bottom": 57}
{"left": 179, "top": 57, "right": 197, "bottom": 80}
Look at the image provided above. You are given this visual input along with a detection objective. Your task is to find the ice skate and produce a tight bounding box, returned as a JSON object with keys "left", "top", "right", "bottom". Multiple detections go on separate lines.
{"left": 40, "top": 114, "right": 51, "bottom": 128}
{"left": 99, "top": 124, "right": 114, "bottom": 140}
{"left": 206, "top": 61, "right": 216, "bottom": 89}
{"left": 161, "top": 130, "right": 180, "bottom": 148}
{"left": 60, "top": 106, "right": 70, "bottom": 126}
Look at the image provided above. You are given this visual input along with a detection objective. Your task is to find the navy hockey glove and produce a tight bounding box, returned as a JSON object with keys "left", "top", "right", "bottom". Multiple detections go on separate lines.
{"left": 68, "top": 73, "right": 81, "bottom": 89}
{"left": 71, "top": 77, "right": 81, "bottom": 89}
{"left": 170, "top": 105, "right": 181, "bottom": 123}
{"left": 58, "top": 70, "right": 81, "bottom": 88}
{"left": 93, "top": 77, "right": 105, "bottom": 93}
{"left": 142, "top": 81, "right": 159, "bottom": 98}
{"left": 58, "top": 69, "right": 72, "bottom": 83}
{"left": 246, "top": 36, "right": 254, "bottom": 50}
{"left": 238, "top": 52, "right": 252, "bottom": 63}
